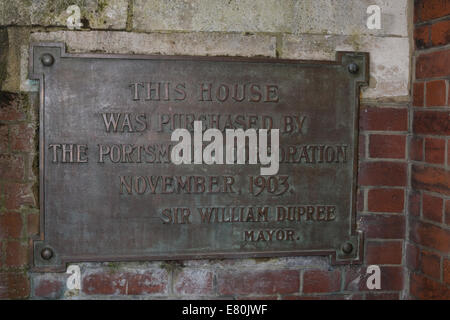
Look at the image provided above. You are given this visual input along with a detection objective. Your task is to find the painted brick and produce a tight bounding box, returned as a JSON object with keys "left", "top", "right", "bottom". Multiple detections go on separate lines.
{"left": 366, "top": 241, "right": 403, "bottom": 264}
{"left": 0, "top": 92, "right": 27, "bottom": 122}
{"left": 303, "top": 270, "right": 341, "bottom": 294}
{"left": 5, "top": 241, "right": 28, "bottom": 267}
{"left": 431, "top": 20, "right": 450, "bottom": 46}
{"left": 420, "top": 250, "right": 441, "bottom": 279}
{"left": 359, "top": 214, "right": 405, "bottom": 239}
{"left": 410, "top": 273, "right": 450, "bottom": 299}
{"left": 412, "top": 165, "right": 450, "bottom": 196}
{"left": 0, "top": 212, "right": 23, "bottom": 239}
{"left": 366, "top": 292, "right": 400, "bottom": 300}
{"left": 360, "top": 106, "right": 408, "bottom": 131}
{"left": 410, "top": 136, "right": 424, "bottom": 161}
{"left": 0, "top": 154, "right": 25, "bottom": 181}
{"left": 10, "top": 123, "right": 35, "bottom": 152}
{"left": 0, "top": 272, "right": 29, "bottom": 299}
{"left": 82, "top": 270, "right": 169, "bottom": 295}
{"left": 358, "top": 162, "right": 407, "bottom": 187}
{"left": 1, "top": 183, "right": 35, "bottom": 210}
{"left": 369, "top": 134, "right": 405, "bottom": 159}
{"left": 345, "top": 266, "right": 403, "bottom": 291}
{"left": 33, "top": 278, "right": 64, "bottom": 299}
{"left": 217, "top": 270, "right": 299, "bottom": 295}
{"left": 410, "top": 219, "right": 450, "bottom": 253}
{"left": 367, "top": 188, "right": 404, "bottom": 213}
{"left": 416, "top": 49, "right": 450, "bottom": 79}
{"left": 426, "top": 80, "right": 447, "bottom": 107}
{"left": 422, "top": 193, "right": 443, "bottom": 223}
{"left": 174, "top": 269, "right": 214, "bottom": 295}
{"left": 413, "top": 82, "right": 425, "bottom": 107}
{"left": 27, "top": 213, "right": 39, "bottom": 237}
{"left": 0, "top": 124, "right": 8, "bottom": 153}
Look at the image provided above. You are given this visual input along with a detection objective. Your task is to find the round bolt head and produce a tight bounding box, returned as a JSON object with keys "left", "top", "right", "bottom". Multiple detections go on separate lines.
{"left": 347, "top": 63, "right": 359, "bottom": 74}
{"left": 40, "top": 53, "right": 55, "bottom": 67}
{"left": 41, "top": 247, "right": 54, "bottom": 260}
{"left": 341, "top": 242, "right": 353, "bottom": 254}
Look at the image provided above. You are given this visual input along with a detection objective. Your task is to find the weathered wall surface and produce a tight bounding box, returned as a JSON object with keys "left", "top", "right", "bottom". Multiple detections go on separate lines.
{"left": 0, "top": 0, "right": 441, "bottom": 300}
{"left": 407, "top": 0, "right": 450, "bottom": 300}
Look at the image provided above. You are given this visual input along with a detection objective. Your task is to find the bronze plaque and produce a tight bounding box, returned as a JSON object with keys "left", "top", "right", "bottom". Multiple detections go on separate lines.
{"left": 30, "top": 43, "right": 367, "bottom": 271}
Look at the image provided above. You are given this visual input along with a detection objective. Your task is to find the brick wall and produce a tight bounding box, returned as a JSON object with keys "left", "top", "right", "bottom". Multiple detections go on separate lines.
{"left": 407, "top": 0, "right": 450, "bottom": 300}
{"left": 0, "top": 0, "right": 446, "bottom": 300}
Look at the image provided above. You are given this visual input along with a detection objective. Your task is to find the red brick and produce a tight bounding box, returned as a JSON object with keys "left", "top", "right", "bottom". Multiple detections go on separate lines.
{"left": 416, "top": 0, "right": 450, "bottom": 21}
{"left": 413, "top": 82, "right": 425, "bottom": 107}
{"left": 0, "top": 212, "right": 23, "bottom": 239}
{"left": 422, "top": 193, "right": 443, "bottom": 223}
{"left": 366, "top": 241, "right": 403, "bottom": 265}
{"left": 431, "top": 20, "right": 450, "bottom": 46}
{"left": 34, "top": 278, "right": 64, "bottom": 299}
{"left": 0, "top": 124, "right": 8, "bottom": 153}
{"left": 413, "top": 110, "right": 450, "bottom": 135}
{"left": 174, "top": 269, "right": 213, "bottom": 295}
{"left": 5, "top": 241, "right": 28, "bottom": 267}
{"left": 410, "top": 136, "right": 423, "bottom": 161}
{"left": 368, "top": 188, "right": 404, "bottom": 213}
{"left": 414, "top": 25, "right": 430, "bottom": 49}
{"left": 409, "top": 191, "right": 421, "bottom": 217}
{"left": 359, "top": 214, "right": 405, "bottom": 239}
{"left": 1, "top": 183, "right": 36, "bottom": 210}
{"left": 444, "top": 258, "right": 450, "bottom": 285}
{"left": 0, "top": 272, "right": 30, "bottom": 299}
{"left": 426, "top": 80, "right": 447, "bottom": 107}
{"left": 217, "top": 270, "right": 299, "bottom": 295}
{"left": 82, "top": 270, "right": 168, "bottom": 295}
{"left": 410, "top": 219, "right": 450, "bottom": 252}
{"left": 27, "top": 213, "right": 40, "bottom": 237}
{"left": 414, "top": 1, "right": 421, "bottom": 23}
{"left": 446, "top": 200, "right": 450, "bottom": 225}
{"left": 303, "top": 270, "right": 341, "bottom": 294}
{"left": 358, "top": 134, "right": 365, "bottom": 159}
{"left": 410, "top": 273, "right": 450, "bottom": 300}
{"left": 406, "top": 243, "right": 420, "bottom": 271}
{"left": 10, "top": 123, "right": 35, "bottom": 152}
{"left": 424, "top": 138, "right": 445, "bottom": 164}
{"left": 366, "top": 292, "right": 400, "bottom": 300}
{"left": 369, "top": 134, "right": 405, "bottom": 159}
{"left": 357, "top": 188, "right": 364, "bottom": 212}
{"left": 0, "top": 154, "right": 25, "bottom": 181}
{"left": 377, "top": 266, "right": 404, "bottom": 291}
{"left": 360, "top": 106, "right": 408, "bottom": 131}
{"left": 420, "top": 250, "right": 441, "bottom": 279}
{"left": 0, "top": 92, "right": 27, "bottom": 122}
{"left": 358, "top": 162, "right": 407, "bottom": 187}
{"left": 412, "top": 165, "right": 450, "bottom": 196}
{"left": 416, "top": 49, "right": 450, "bottom": 79}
